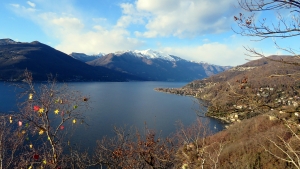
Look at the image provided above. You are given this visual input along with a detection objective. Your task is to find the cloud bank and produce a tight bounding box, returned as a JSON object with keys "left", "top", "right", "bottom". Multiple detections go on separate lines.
{"left": 134, "top": 0, "right": 238, "bottom": 38}
{"left": 8, "top": 0, "right": 251, "bottom": 65}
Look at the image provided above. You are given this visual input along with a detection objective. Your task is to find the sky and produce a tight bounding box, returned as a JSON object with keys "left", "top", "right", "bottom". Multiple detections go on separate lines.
{"left": 0, "top": 0, "right": 299, "bottom": 66}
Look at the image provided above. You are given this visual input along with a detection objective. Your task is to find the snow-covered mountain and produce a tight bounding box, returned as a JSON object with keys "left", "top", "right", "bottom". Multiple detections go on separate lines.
{"left": 86, "top": 49, "right": 231, "bottom": 81}
{"left": 115, "top": 49, "right": 183, "bottom": 62}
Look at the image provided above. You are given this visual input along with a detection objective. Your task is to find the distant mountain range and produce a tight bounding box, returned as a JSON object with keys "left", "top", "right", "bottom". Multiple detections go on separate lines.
{"left": 0, "top": 38, "right": 229, "bottom": 82}
{"left": 0, "top": 39, "right": 143, "bottom": 81}
{"left": 71, "top": 49, "right": 231, "bottom": 81}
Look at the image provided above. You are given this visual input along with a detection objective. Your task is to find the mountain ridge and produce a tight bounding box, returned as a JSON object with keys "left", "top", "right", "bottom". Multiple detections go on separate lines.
{"left": 69, "top": 52, "right": 105, "bottom": 62}
{"left": 0, "top": 38, "right": 230, "bottom": 82}
{"left": 0, "top": 39, "right": 144, "bottom": 81}
{"left": 156, "top": 55, "right": 300, "bottom": 122}
{"left": 84, "top": 50, "right": 230, "bottom": 81}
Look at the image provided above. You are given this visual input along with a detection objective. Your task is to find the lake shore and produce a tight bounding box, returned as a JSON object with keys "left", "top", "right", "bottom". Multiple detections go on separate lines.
{"left": 154, "top": 87, "right": 232, "bottom": 127}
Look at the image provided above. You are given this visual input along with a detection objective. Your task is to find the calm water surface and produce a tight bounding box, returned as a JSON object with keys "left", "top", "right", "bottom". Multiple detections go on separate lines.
{"left": 0, "top": 81, "right": 224, "bottom": 149}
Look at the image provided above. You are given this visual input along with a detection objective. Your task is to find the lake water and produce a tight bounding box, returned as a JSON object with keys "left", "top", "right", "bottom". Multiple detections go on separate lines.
{"left": 0, "top": 81, "right": 224, "bottom": 149}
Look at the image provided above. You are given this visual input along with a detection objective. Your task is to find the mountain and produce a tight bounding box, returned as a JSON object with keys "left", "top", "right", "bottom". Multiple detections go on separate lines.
{"left": 156, "top": 56, "right": 300, "bottom": 168}
{"left": 156, "top": 55, "right": 300, "bottom": 121}
{"left": 0, "top": 38, "right": 20, "bottom": 45}
{"left": 87, "top": 49, "right": 230, "bottom": 81}
{"left": 0, "top": 39, "right": 144, "bottom": 81}
{"left": 69, "top": 52, "right": 105, "bottom": 62}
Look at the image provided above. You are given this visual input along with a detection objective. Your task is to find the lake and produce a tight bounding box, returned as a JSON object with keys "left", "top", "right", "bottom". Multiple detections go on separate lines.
{"left": 0, "top": 81, "right": 224, "bottom": 149}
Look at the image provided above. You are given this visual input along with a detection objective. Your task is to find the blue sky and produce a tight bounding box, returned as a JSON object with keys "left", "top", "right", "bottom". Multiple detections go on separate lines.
{"left": 0, "top": 0, "right": 298, "bottom": 66}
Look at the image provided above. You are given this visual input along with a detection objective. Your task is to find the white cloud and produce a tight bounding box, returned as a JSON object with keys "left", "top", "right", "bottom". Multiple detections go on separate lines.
{"left": 10, "top": 3, "right": 36, "bottom": 15}
{"left": 116, "top": 3, "right": 147, "bottom": 28}
{"left": 136, "top": 0, "right": 179, "bottom": 13}
{"left": 161, "top": 43, "right": 249, "bottom": 66}
{"left": 202, "top": 38, "right": 210, "bottom": 43}
{"left": 9, "top": 2, "right": 144, "bottom": 54}
{"left": 55, "top": 26, "right": 143, "bottom": 54}
{"left": 133, "top": 0, "right": 239, "bottom": 38}
{"left": 37, "top": 13, "right": 143, "bottom": 54}
{"left": 51, "top": 17, "right": 84, "bottom": 31}
{"left": 10, "top": 4, "right": 20, "bottom": 8}
{"left": 92, "top": 17, "right": 107, "bottom": 23}
{"left": 27, "top": 1, "right": 36, "bottom": 8}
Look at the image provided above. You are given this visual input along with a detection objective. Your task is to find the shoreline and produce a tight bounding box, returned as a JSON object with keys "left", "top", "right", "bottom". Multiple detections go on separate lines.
{"left": 154, "top": 87, "right": 234, "bottom": 128}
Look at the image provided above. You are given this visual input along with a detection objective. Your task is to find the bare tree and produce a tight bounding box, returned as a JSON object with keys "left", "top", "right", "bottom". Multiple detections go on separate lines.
{"left": 0, "top": 114, "right": 26, "bottom": 169}
{"left": 261, "top": 119, "right": 300, "bottom": 169}
{"left": 235, "top": 0, "right": 300, "bottom": 39}
{"left": 234, "top": 0, "right": 300, "bottom": 58}
{"left": 94, "top": 125, "right": 177, "bottom": 169}
{"left": 0, "top": 70, "right": 90, "bottom": 168}
{"left": 234, "top": 1, "right": 300, "bottom": 167}
{"left": 175, "top": 119, "right": 226, "bottom": 169}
